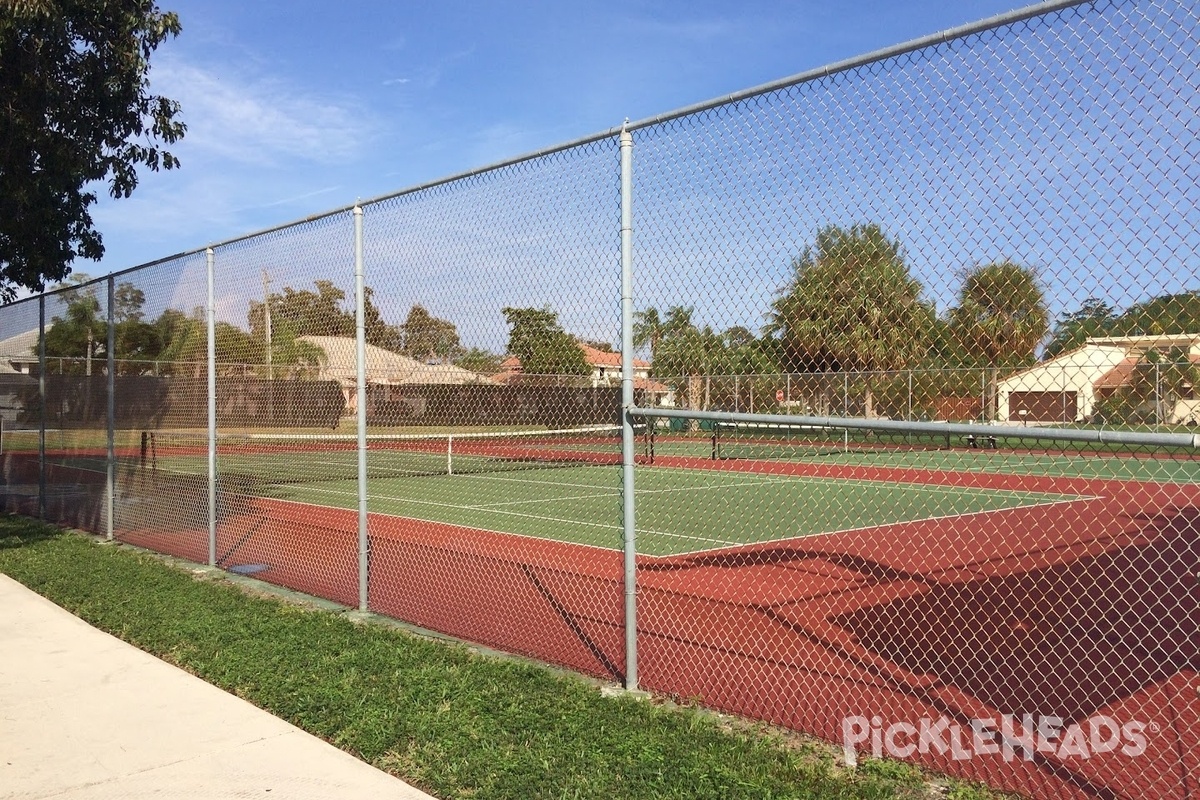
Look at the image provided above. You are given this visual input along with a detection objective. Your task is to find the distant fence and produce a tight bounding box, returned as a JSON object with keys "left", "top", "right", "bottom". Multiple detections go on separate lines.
{"left": 3, "top": 2, "right": 1198, "bottom": 798}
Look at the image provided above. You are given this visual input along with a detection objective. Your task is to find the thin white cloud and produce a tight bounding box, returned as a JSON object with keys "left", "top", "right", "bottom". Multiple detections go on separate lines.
{"left": 383, "top": 77, "right": 412, "bottom": 86}
{"left": 151, "top": 58, "right": 372, "bottom": 167}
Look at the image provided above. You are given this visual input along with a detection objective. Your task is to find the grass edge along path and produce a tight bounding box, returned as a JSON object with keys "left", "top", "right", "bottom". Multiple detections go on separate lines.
{"left": 0, "top": 516, "right": 1013, "bottom": 800}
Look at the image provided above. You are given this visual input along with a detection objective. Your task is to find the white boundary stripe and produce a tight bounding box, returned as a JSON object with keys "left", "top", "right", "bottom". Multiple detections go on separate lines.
{"left": 274, "top": 483, "right": 739, "bottom": 548}
{"left": 442, "top": 462, "right": 1078, "bottom": 503}
{"left": 244, "top": 490, "right": 622, "bottom": 557}
{"left": 274, "top": 472, "right": 1099, "bottom": 558}
{"left": 661, "top": 495, "right": 1108, "bottom": 558}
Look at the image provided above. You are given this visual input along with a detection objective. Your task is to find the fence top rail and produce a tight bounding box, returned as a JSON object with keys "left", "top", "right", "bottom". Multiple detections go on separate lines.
{"left": 632, "top": 406, "right": 1200, "bottom": 451}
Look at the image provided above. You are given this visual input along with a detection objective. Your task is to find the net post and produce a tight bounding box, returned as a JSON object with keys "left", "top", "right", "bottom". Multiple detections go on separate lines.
{"left": 106, "top": 275, "right": 115, "bottom": 541}
{"left": 354, "top": 205, "right": 369, "bottom": 613}
{"left": 206, "top": 247, "right": 217, "bottom": 567}
{"left": 447, "top": 435, "right": 453, "bottom": 475}
{"left": 619, "top": 122, "right": 638, "bottom": 691}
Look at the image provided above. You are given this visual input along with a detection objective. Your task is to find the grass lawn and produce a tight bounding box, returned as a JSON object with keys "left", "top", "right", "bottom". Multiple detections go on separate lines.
{"left": 0, "top": 515, "right": 1011, "bottom": 800}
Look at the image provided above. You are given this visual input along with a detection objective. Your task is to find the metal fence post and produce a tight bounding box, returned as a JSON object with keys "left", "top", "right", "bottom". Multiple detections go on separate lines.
{"left": 206, "top": 248, "right": 217, "bottom": 567}
{"left": 620, "top": 124, "right": 638, "bottom": 691}
{"left": 1154, "top": 360, "right": 1161, "bottom": 428}
{"left": 355, "top": 206, "right": 369, "bottom": 613}
{"left": 106, "top": 276, "right": 115, "bottom": 541}
{"left": 38, "top": 295, "right": 45, "bottom": 520}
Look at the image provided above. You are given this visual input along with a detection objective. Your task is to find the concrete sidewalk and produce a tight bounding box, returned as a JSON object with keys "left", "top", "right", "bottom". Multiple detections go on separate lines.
{"left": 0, "top": 574, "right": 437, "bottom": 799}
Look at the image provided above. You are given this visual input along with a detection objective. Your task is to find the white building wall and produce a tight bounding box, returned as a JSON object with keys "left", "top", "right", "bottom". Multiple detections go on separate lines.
{"left": 996, "top": 345, "right": 1128, "bottom": 422}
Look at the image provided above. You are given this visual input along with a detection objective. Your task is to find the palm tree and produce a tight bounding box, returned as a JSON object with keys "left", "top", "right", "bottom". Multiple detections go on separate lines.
{"left": 632, "top": 307, "right": 664, "bottom": 366}
{"left": 949, "top": 262, "right": 1048, "bottom": 419}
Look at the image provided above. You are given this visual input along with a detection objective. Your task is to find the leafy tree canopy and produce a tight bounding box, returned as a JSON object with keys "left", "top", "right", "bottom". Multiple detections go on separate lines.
{"left": 401, "top": 304, "right": 461, "bottom": 363}
{"left": 246, "top": 280, "right": 404, "bottom": 353}
{"left": 1043, "top": 298, "right": 1118, "bottom": 359}
{"left": 501, "top": 307, "right": 590, "bottom": 376}
{"left": 0, "top": 0, "right": 185, "bottom": 299}
{"left": 1112, "top": 291, "right": 1200, "bottom": 338}
{"left": 454, "top": 347, "right": 503, "bottom": 375}
{"left": 41, "top": 277, "right": 162, "bottom": 373}
{"left": 948, "top": 261, "right": 1048, "bottom": 368}
{"left": 768, "top": 223, "right": 934, "bottom": 374}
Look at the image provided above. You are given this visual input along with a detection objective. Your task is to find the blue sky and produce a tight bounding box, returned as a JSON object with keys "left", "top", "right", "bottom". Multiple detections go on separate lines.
{"left": 87, "top": 0, "right": 1031, "bottom": 277}
{"left": 36, "top": 0, "right": 1197, "bottom": 359}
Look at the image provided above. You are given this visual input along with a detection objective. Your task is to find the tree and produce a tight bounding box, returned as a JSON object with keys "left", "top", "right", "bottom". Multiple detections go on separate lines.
{"left": 154, "top": 309, "right": 262, "bottom": 376}
{"left": 1093, "top": 346, "right": 1199, "bottom": 425}
{"left": 41, "top": 281, "right": 104, "bottom": 374}
{"left": 400, "top": 305, "right": 461, "bottom": 363}
{"left": 0, "top": 1, "right": 185, "bottom": 298}
{"left": 501, "top": 307, "right": 590, "bottom": 376}
{"left": 248, "top": 280, "right": 353, "bottom": 340}
{"left": 1043, "top": 298, "right": 1118, "bottom": 359}
{"left": 949, "top": 262, "right": 1049, "bottom": 368}
{"left": 948, "top": 261, "right": 1048, "bottom": 421}
{"left": 768, "top": 224, "right": 934, "bottom": 416}
{"left": 1112, "top": 291, "right": 1200, "bottom": 337}
{"left": 710, "top": 326, "right": 780, "bottom": 412}
{"left": 110, "top": 282, "right": 162, "bottom": 372}
{"left": 246, "top": 280, "right": 404, "bottom": 354}
{"left": 454, "top": 347, "right": 503, "bottom": 375}
{"left": 653, "top": 307, "right": 722, "bottom": 412}
{"left": 362, "top": 287, "right": 404, "bottom": 353}
{"left": 632, "top": 308, "right": 664, "bottom": 364}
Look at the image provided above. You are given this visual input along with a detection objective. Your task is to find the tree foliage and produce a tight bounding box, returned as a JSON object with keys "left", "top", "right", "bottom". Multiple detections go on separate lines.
{"left": 401, "top": 305, "right": 461, "bottom": 363}
{"left": 501, "top": 307, "right": 590, "bottom": 376}
{"left": 1043, "top": 298, "right": 1118, "bottom": 359}
{"left": 1093, "top": 347, "right": 1199, "bottom": 425}
{"left": 41, "top": 284, "right": 103, "bottom": 373}
{"left": 949, "top": 261, "right": 1048, "bottom": 368}
{"left": 246, "top": 281, "right": 404, "bottom": 353}
{"left": 1111, "top": 291, "right": 1200, "bottom": 338}
{"left": 0, "top": 0, "right": 185, "bottom": 298}
{"left": 454, "top": 347, "right": 503, "bottom": 375}
{"left": 768, "top": 224, "right": 934, "bottom": 374}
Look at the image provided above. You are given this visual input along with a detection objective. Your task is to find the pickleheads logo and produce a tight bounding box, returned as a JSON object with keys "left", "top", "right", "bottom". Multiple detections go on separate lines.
{"left": 842, "top": 714, "right": 1150, "bottom": 764}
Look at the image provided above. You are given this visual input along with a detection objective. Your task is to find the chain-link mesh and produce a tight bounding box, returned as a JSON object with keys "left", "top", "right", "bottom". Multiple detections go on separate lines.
{"left": 0, "top": 296, "right": 42, "bottom": 518}
{"left": 2, "top": 1, "right": 1196, "bottom": 797}
{"left": 110, "top": 255, "right": 211, "bottom": 560}
{"left": 35, "top": 283, "right": 110, "bottom": 532}
{"left": 361, "top": 139, "right": 626, "bottom": 678}
{"left": 630, "top": 2, "right": 1198, "bottom": 797}
{"left": 205, "top": 214, "right": 359, "bottom": 604}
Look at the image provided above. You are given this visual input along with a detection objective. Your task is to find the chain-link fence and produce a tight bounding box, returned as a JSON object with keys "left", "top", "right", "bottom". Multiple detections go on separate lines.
{"left": 2, "top": 1, "right": 1197, "bottom": 797}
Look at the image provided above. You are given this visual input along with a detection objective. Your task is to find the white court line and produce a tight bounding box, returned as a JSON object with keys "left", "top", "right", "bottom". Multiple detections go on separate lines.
{"left": 285, "top": 482, "right": 743, "bottom": 548}
{"left": 462, "top": 475, "right": 815, "bottom": 510}
{"left": 663, "top": 494, "right": 1107, "bottom": 558}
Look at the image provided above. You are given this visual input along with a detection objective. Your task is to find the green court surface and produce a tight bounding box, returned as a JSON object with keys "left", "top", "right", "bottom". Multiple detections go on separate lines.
{"left": 49, "top": 430, "right": 1196, "bottom": 557}
{"left": 253, "top": 464, "right": 1075, "bottom": 557}
{"left": 653, "top": 435, "right": 1200, "bottom": 484}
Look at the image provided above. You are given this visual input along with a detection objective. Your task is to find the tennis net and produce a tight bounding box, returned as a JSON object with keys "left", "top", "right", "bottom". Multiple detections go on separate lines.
{"left": 712, "top": 421, "right": 853, "bottom": 461}
{"left": 143, "top": 425, "right": 651, "bottom": 485}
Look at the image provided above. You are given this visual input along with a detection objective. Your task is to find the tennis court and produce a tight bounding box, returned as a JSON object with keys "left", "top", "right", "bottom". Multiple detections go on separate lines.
{"left": 657, "top": 422, "right": 1200, "bottom": 484}
{"left": 123, "top": 424, "right": 1107, "bottom": 558}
